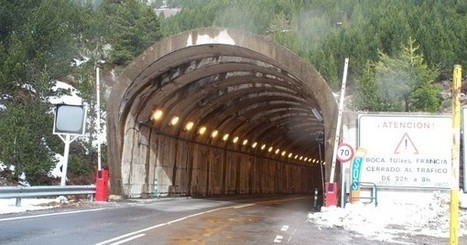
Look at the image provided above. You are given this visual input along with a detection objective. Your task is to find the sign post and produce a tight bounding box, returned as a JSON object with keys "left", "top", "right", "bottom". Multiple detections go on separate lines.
{"left": 53, "top": 104, "right": 87, "bottom": 186}
{"left": 337, "top": 143, "right": 354, "bottom": 206}
{"left": 450, "top": 65, "right": 462, "bottom": 245}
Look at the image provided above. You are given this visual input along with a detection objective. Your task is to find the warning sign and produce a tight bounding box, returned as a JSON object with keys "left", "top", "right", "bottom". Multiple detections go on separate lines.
{"left": 394, "top": 133, "right": 419, "bottom": 154}
{"left": 358, "top": 114, "right": 452, "bottom": 189}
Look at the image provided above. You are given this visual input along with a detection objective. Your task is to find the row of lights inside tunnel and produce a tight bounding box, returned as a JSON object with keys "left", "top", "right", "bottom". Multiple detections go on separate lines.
{"left": 150, "top": 109, "right": 325, "bottom": 165}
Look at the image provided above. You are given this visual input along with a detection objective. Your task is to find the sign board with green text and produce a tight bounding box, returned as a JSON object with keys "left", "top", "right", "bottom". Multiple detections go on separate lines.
{"left": 358, "top": 113, "right": 451, "bottom": 189}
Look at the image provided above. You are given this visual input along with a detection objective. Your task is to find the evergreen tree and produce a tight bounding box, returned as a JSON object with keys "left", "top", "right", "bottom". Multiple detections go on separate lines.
{"left": 98, "top": 0, "right": 163, "bottom": 66}
{"left": 0, "top": 0, "right": 87, "bottom": 184}
{"left": 353, "top": 38, "right": 440, "bottom": 112}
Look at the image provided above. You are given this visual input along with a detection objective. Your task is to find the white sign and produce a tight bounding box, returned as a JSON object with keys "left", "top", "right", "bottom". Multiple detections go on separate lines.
{"left": 53, "top": 104, "right": 87, "bottom": 135}
{"left": 337, "top": 143, "right": 354, "bottom": 162}
{"left": 358, "top": 114, "right": 452, "bottom": 189}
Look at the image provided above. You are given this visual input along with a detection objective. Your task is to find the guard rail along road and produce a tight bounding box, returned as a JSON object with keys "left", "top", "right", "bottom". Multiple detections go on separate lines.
{"left": 0, "top": 185, "right": 96, "bottom": 207}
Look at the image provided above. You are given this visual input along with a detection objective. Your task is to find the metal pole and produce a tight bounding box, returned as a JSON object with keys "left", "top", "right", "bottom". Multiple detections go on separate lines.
{"left": 58, "top": 134, "right": 79, "bottom": 186}
{"left": 464, "top": 107, "right": 467, "bottom": 193}
{"left": 330, "top": 58, "right": 349, "bottom": 183}
{"left": 60, "top": 134, "right": 71, "bottom": 186}
{"left": 340, "top": 161, "right": 346, "bottom": 206}
{"left": 450, "top": 64, "right": 462, "bottom": 245}
{"left": 318, "top": 142, "right": 325, "bottom": 196}
{"left": 96, "top": 67, "right": 102, "bottom": 171}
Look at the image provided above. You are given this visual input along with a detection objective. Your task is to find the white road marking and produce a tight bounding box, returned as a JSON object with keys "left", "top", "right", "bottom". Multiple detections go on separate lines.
{"left": 280, "top": 225, "right": 289, "bottom": 231}
{"left": 287, "top": 228, "right": 297, "bottom": 243}
{"left": 110, "top": 234, "right": 145, "bottom": 245}
{"left": 95, "top": 203, "right": 256, "bottom": 245}
{"left": 0, "top": 208, "right": 106, "bottom": 222}
{"left": 273, "top": 235, "right": 283, "bottom": 243}
{"left": 233, "top": 203, "right": 255, "bottom": 209}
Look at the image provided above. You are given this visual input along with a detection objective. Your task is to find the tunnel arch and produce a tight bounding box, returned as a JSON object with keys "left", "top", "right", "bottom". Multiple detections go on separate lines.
{"left": 107, "top": 28, "right": 337, "bottom": 197}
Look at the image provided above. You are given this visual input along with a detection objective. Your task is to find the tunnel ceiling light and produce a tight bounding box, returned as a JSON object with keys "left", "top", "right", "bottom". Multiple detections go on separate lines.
{"left": 304, "top": 157, "right": 308, "bottom": 161}
{"left": 281, "top": 151, "right": 286, "bottom": 157}
{"left": 288, "top": 153, "right": 293, "bottom": 158}
{"left": 251, "top": 142, "right": 258, "bottom": 148}
{"left": 150, "top": 109, "right": 163, "bottom": 121}
{"left": 299, "top": 156, "right": 303, "bottom": 160}
{"left": 261, "top": 144, "right": 266, "bottom": 150}
{"left": 294, "top": 154, "right": 298, "bottom": 159}
{"left": 308, "top": 158, "right": 312, "bottom": 162}
{"left": 275, "top": 149, "right": 280, "bottom": 154}
{"left": 242, "top": 139, "right": 248, "bottom": 146}
{"left": 185, "top": 121, "right": 194, "bottom": 131}
{"left": 268, "top": 146, "right": 273, "bottom": 153}
{"left": 198, "top": 126, "right": 207, "bottom": 135}
{"left": 222, "top": 134, "right": 229, "bottom": 141}
{"left": 211, "top": 130, "right": 219, "bottom": 138}
{"left": 169, "top": 116, "right": 179, "bottom": 126}
{"left": 232, "top": 136, "right": 239, "bottom": 144}
{"left": 323, "top": 162, "right": 326, "bottom": 165}
{"left": 312, "top": 108, "right": 323, "bottom": 122}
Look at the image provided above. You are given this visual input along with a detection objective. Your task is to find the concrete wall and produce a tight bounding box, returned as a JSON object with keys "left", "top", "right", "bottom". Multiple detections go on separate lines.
{"left": 121, "top": 130, "right": 320, "bottom": 198}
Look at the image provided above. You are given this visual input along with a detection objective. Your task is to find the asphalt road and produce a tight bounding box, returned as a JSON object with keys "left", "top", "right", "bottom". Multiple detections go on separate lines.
{"left": 0, "top": 195, "right": 397, "bottom": 244}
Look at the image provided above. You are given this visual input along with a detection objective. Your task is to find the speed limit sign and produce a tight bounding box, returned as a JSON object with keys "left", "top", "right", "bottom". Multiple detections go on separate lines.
{"left": 336, "top": 143, "right": 354, "bottom": 162}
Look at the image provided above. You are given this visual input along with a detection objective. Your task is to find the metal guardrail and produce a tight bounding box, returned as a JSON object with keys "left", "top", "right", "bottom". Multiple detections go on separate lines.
{"left": 0, "top": 185, "right": 96, "bottom": 207}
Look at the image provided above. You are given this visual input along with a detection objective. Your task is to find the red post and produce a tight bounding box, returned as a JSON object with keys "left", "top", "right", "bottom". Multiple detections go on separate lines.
{"left": 325, "top": 182, "right": 337, "bottom": 207}
{"left": 95, "top": 169, "right": 109, "bottom": 202}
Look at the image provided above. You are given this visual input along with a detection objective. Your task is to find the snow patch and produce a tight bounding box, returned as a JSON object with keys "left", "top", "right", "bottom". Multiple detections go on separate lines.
{"left": 308, "top": 192, "right": 467, "bottom": 242}
{"left": 49, "top": 81, "right": 82, "bottom": 105}
{"left": 186, "top": 29, "right": 235, "bottom": 46}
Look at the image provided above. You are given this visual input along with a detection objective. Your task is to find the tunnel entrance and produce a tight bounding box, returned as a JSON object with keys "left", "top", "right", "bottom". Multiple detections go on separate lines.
{"left": 107, "top": 28, "right": 337, "bottom": 197}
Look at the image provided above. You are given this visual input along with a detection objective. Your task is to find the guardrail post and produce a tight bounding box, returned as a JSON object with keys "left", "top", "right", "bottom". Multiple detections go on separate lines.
{"left": 15, "top": 197, "right": 21, "bottom": 207}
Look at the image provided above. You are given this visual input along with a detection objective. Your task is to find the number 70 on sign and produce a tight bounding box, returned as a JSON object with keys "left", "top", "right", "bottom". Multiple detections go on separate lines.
{"left": 336, "top": 143, "right": 354, "bottom": 162}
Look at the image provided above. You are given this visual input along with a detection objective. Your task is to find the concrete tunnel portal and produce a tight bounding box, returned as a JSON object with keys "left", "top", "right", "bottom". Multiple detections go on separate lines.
{"left": 107, "top": 28, "right": 338, "bottom": 198}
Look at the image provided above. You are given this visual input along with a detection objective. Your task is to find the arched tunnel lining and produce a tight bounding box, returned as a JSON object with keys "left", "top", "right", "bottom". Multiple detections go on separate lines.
{"left": 107, "top": 28, "right": 338, "bottom": 197}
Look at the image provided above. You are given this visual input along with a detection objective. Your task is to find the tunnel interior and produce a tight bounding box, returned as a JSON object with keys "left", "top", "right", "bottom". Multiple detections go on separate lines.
{"left": 107, "top": 28, "right": 337, "bottom": 198}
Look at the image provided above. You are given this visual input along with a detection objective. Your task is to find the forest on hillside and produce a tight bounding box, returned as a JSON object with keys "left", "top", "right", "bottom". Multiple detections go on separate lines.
{"left": 0, "top": 0, "right": 465, "bottom": 184}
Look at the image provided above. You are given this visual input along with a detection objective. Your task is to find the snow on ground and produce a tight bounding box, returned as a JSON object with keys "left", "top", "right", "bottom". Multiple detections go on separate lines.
{"left": 308, "top": 191, "right": 467, "bottom": 243}
{"left": 0, "top": 198, "right": 60, "bottom": 214}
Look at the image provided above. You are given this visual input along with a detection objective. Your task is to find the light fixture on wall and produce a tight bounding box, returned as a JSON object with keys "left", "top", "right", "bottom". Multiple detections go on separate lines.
{"left": 242, "top": 139, "right": 248, "bottom": 146}
{"left": 222, "top": 134, "right": 229, "bottom": 141}
{"left": 261, "top": 144, "right": 266, "bottom": 150}
{"left": 251, "top": 142, "right": 258, "bottom": 148}
{"left": 211, "top": 130, "right": 219, "bottom": 138}
{"left": 312, "top": 108, "right": 323, "bottom": 122}
{"left": 169, "top": 116, "right": 179, "bottom": 126}
{"left": 150, "top": 109, "right": 163, "bottom": 121}
{"left": 232, "top": 136, "right": 239, "bottom": 144}
{"left": 184, "top": 121, "right": 194, "bottom": 131}
{"left": 198, "top": 126, "right": 207, "bottom": 135}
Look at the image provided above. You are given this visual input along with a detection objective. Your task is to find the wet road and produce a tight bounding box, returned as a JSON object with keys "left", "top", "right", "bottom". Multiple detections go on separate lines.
{"left": 0, "top": 195, "right": 398, "bottom": 244}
